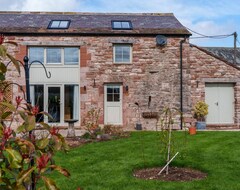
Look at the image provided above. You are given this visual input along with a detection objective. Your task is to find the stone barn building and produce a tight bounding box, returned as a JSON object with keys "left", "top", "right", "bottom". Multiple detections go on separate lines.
{"left": 0, "top": 11, "right": 240, "bottom": 130}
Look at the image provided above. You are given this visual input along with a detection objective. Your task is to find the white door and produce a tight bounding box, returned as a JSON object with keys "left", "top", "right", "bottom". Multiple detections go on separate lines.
{"left": 205, "top": 83, "right": 234, "bottom": 124}
{"left": 104, "top": 84, "right": 123, "bottom": 125}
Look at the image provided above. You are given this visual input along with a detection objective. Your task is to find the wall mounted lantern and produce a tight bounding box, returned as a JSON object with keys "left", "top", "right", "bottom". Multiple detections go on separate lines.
{"left": 125, "top": 85, "right": 129, "bottom": 92}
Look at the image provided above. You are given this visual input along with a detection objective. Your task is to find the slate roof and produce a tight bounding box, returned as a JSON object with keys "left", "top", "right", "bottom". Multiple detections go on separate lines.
{"left": 0, "top": 12, "right": 191, "bottom": 36}
{"left": 203, "top": 47, "right": 240, "bottom": 65}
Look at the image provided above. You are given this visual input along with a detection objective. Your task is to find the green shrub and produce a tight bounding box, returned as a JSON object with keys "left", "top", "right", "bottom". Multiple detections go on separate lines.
{"left": 0, "top": 36, "right": 70, "bottom": 190}
{"left": 193, "top": 101, "right": 208, "bottom": 121}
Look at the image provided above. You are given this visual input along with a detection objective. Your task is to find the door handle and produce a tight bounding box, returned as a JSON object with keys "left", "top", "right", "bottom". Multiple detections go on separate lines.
{"left": 215, "top": 102, "right": 218, "bottom": 106}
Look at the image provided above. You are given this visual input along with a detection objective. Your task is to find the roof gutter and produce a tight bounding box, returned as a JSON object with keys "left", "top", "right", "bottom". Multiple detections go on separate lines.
{"left": 0, "top": 32, "right": 191, "bottom": 37}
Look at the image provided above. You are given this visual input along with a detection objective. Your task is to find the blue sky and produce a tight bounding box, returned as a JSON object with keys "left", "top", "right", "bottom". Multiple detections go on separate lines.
{"left": 1, "top": 0, "right": 240, "bottom": 47}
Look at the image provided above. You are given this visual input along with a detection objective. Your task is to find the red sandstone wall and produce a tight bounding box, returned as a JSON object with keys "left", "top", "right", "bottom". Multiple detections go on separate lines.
{"left": 187, "top": 45, "right": 240, "bottom": 124}
{"left": 4, "top": 35, "right": 189, "bottom": 130}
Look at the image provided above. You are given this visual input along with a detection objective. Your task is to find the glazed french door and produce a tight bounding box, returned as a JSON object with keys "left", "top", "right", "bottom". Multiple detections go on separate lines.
{"left": 30, "top": 84, "right": 79, "bottom": 124}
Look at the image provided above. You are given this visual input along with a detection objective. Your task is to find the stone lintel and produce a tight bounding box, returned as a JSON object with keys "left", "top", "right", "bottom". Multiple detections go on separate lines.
{"left": 201, "top": 78, "right": 240, "bottom": 83}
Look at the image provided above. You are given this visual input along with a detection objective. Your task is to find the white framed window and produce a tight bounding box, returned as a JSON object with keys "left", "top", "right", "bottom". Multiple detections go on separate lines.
{"left": 113, "top": 44, "right": 132, "bottom": 64}
{"left": 29, "top": 47, "right": 79, "bottom": 65}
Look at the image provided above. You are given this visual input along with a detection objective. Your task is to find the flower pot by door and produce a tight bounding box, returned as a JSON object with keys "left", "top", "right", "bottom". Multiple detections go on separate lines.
{"left": 189, "top": 127, "right": 196, "bottom": 135}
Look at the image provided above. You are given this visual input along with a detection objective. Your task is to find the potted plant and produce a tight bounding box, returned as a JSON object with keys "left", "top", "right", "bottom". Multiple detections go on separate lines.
{"left": 193, "top": 101, "right": 209, "bottom": 130}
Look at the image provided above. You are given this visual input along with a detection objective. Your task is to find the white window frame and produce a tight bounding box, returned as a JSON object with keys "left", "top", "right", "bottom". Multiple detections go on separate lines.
{"left": 113, "top": 44, "right": 132, "bottom": 64}
{"left": 28, "top": 47, "right": 80, "bottom": 66}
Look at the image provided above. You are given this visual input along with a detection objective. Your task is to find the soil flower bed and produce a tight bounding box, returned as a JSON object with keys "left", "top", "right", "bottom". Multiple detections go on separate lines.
{"left": 134, "top": 166, "right": 207, "bottom": 181}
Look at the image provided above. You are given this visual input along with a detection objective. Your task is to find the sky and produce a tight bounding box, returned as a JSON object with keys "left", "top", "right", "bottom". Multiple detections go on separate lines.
{"left": 0, "top": 0, "right": 240, "bottom": 47}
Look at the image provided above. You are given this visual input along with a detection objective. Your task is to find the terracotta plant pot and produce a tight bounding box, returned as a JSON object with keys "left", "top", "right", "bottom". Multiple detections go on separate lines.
{"left": 189, "top": 126, "right": 196, "bottom": 135}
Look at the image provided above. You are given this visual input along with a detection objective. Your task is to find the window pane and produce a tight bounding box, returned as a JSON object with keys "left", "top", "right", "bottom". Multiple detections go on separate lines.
{"left": 114, "top": 87, "right": 120, "bottom": 94}
{"left": 122, "top": 22, "right": 130, "bottom": 28}
{"left": 64, "top": 85, "right": 73, "bottom": 120}
{"left": 64, "top": 85, "right": 79, "bottom": 120}
{"left": 64, "top": 48, "right": 79, "bottom": 65}
{"left": 122, "top": 55, "right": 130, "bottom": 62}
{"left": 64, "top": 85, "right": 74, "bottom": 120}
{"left": 32, "top": 85, "right": 44, "bottom": 122}
{"left": 29, "top": 47, "right": 44, "bottom": 64}
{"left": 107, "top": 94, "right": 113, "bottom": 102}
{"left": 47, "top": 48, "right": 61, "bottom": 64}
{"left": 115, "top": 47, "right": 122, "bottom": 56}
{"left": 113, "top": 22, "right": 121, "bottom": 28}
{"left": 107, "top": 87, "right": 113, "bottom": 93}
{"left": 122, "top": 47, "right": 130, "bottom": 62}
{"left": 51, "top": 21, "right": 60, "bottom": 28}
{"left": 48, "top": 87, "right": 61, "bottom": 123}
{"left": 115, "top": 56, "right": 122, "bottom": 63}
{"left": 122, "top": 47, "right": 130, "bottom": 55}
{"left": 114, "top": 94, "right": 120, "bottom": 102}
{"left": 114, "top": 46, "right": 122, "bottom": 62}
{"left": 59, "top": 21, "right": 69, "bottom": 28}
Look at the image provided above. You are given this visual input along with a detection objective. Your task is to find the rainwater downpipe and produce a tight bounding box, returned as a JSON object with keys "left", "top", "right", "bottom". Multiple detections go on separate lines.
{"left": 180, "top": 38, "right": 186, "bottom": 130}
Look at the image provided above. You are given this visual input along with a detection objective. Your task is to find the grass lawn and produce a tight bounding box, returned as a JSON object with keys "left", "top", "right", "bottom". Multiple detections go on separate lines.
{"left": 52, "top": 131, "right": 240, "bottom": 190}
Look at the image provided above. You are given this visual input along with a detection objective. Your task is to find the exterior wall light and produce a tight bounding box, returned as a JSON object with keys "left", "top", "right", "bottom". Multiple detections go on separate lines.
{"left": 125, "top": 85, "right": 129, "bottom": 92}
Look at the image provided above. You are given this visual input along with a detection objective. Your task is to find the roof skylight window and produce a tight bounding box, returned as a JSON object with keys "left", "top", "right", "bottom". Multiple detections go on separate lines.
{"left": 112, "top": 21, "right": 132, "bottom": 30}
{"left": 48, "top": 20, "right": 70, "bottom": 29}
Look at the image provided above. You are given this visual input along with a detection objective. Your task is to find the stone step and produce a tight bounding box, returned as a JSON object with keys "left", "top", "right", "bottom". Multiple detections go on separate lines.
{"left": 206, "top": 124, "right": 239, "bottom": 130}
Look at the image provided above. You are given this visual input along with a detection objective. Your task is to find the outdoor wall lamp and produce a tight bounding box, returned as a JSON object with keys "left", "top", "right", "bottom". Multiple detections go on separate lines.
{"left": 125, "top": 85, "right": 129, "bottom": 92}
{"left": 196, "top": 80, "right": 199, "bottom": 88}
{"left": 84, "top": 86, "right": 86, "bottom": 91}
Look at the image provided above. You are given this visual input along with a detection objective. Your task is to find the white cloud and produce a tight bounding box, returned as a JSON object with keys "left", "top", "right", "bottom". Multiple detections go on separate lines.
{"left": 0, "top": 0, "right": 24, "bottom": 11}
{"left": 0, "top": 0, "right": 80, "bottom": 12}
{"left": 186, "top": 20, "right": 236, "bottom": 47}
{"left": 24, "top": 0, "right": 80, "bottom": 11}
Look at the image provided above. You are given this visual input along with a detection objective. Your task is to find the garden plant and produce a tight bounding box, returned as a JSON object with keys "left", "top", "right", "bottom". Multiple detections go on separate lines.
{"left": 0, "top": 36, "right": 70, "bottom": 190}
{"left": 193, "top": 101, "right": 208, "bottom": 122}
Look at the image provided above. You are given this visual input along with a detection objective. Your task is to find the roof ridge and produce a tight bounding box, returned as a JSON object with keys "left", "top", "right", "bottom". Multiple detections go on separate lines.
{"left": 191, "top": 44, "right": 240, "bottom": 70}
{"left": 0, "top": 11, "right": 174, "bottom": 16}
{"left": 202, "top": 46, "right": 240, "bottom": 49}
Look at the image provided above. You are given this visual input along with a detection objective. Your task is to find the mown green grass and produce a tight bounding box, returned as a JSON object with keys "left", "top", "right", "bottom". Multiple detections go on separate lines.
{"left": 52, "top": 131, "right": 240, "bottom": 190}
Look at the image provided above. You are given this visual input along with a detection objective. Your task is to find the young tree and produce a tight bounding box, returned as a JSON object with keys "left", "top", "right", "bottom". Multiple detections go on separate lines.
{"left": 157, "top": 107, "right": 187, "bottom": 175}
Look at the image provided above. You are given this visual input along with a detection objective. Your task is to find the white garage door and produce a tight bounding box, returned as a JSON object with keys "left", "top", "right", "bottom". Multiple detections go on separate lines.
{"left": 205, "top": 83, "right": 234, "bottom": 124}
